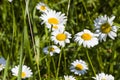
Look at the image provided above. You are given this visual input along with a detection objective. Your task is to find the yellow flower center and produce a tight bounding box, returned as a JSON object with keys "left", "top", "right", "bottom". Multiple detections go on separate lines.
{"left": 56, "top": 33, "right": 66, "bottom": 41}
{"left": 66, "top": 78, "right": 71, "bottom": 80}
{"left": 40, "top": 6, "right": 46, "bottom": 11}
{"left": 81, "top": 33, "right": 92, "bottom": 40}
{"left": 49, "top": 47, "right": 55, "bottom": 52}
{"left": 52, "top": 25, "right": 58, "bottom": 29}
{"left": 101, "top": 78, "right": 106, "bottom": 80}
{"left": 75, "top": 64, "right": 83, "bottom": 70}
{"left": 48, "top": 18, "right": 59, "bottom": 25}
{"left": 101, "top": 23, "right": 111, "bottom": 33}
{"left": 21, "top": 72, "right": 26, "bottom": 78}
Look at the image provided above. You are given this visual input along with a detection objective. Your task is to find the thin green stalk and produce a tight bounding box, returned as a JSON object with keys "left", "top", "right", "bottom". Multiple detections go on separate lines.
{"left": 74, "top": 46, "right": 81, "bottom": 58}
{"left": 25, "top": 0, "right": 37, "bottom": 55}
{"left": 45, "top": 57, "right": 51, "bottom": 79}
{"left": 63, "top": 49, "right": 66, "bottom": 74}
{"left": 11, "top": 3, "right": 16, "bottom": 62}
{"left": 17, "top": 36, "right": 24, "bottom": 80}
{"left": 46, "top": 25, "right": 53, "bottom": 79}
{"left": 56, "top": 47, "right": 62, "bottom": 80}
{"left": 45, "top": 27, "right": 52, "bottom": 79}
{"left": 22, "top": 0, "right": 33, "bottom": 65}
{"left": 109, "top": 51, "right": 117, "bottom": 73}
{"left": 12, "top": 3, "right": 17, "bottom": 37}
{"left": 33, "top": 7, "right": 41, "bottom": 79}
{"left": 52, "top": 57, "right": 57, "bottom": 76}
{"left": 34, "top": 36, "right": 41, "bottom": 79}
{"left": 43, "top": 22, "right": 52, "bottom": 80}
{"left": 2, "top": 0, "right": 7, "bottom": 23}
{"left": 66, "top": 0, "right": 71, "bottom": 17}
{"left": 96, "top": 49, "right": 103, "bottom": 70}
{"left": 81, "top": 0, "right": 93, "bottom": 28}
{"left": 37, "top": 63, "right": 41, "bottom": 80}
{"left": 3, "top": 56, "right": 9, "bottom": 80}
{"left": 86, "top": 49, "right": 96, "bottom": 76}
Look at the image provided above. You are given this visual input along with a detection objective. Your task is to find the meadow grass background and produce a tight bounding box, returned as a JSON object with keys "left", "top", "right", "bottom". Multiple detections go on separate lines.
{"left": 0, "top": 0, "right": 120, "bottom": 80}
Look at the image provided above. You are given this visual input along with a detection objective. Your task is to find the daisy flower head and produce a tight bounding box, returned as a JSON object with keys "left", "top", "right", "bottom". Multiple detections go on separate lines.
{"left": 74, "top": 29, "right": 99, "bottom": 48}
{"left": 40, "top": 9, "right": 67, "bottom": 28}
{"left": 51, "top": 30, "right": 71, "bottom": 47}
{"left": 94, "top": 15, "right": 118, "bottom": 42}
{"left": 93, "top": 72, "right": 114, "bottom": 80}
{"left": 48, "top": 24, "right": 65, "bottom": 31}
{"left": 70, "top": 59, "right": 88, "bottom": 76}
{"left": 36, "top": 2, "right": 50, "bottom": 12}
{"left": 64, "top": 75, "right": 76, "bottom": 80}
{"left": 11, "top": 65, "right": 33, "bottom": 79}
{"left": 43, "top": 45, "right": 61, "bottom": 56}
{"left": 0, "top": 57, "right": 6, "bottom": 71}
{"left": 8, "top": 0, "right": 13, "bottom": 2}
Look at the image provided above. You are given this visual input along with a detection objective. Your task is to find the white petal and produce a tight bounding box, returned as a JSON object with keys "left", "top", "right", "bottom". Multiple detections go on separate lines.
{"left": 108, "top": 31, "right": 117, "bottom": 39}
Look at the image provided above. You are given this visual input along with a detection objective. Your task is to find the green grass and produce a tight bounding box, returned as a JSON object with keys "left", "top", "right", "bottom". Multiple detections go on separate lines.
{"left": 0, "top": 0, "right": 120, "bottom": 80}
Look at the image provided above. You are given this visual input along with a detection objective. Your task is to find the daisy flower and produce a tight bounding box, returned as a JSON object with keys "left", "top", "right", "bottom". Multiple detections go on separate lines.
{"left": 74, "top": 29, "right": 99, "bottom": 48}
{"left": 36, "top": 2, "right": 50, "bottom": 12}
{"left": 11, "top": 65, "right": 33, "bottom": 79}
{"left": 93, "top": 72, "right": 114, "bottom": 80}
{"left": 0, "top": 57, "right": 6, "bottom": 71}
{"left": 70, "top": 59, "right": 88, "bottom": 76}
{"left": 94, "top": 15, "right": 118, "bottom": 42}
{"left": 51, "top": 30, "right": 71, "bottom": 47}
{"left": 48, "top": 24, "right": 65, "bottom": 31}
{"left": 8, "top": 0, "right": 13, "bottom": 2}
{"left": 43, "top": 45, "right": 61, "bottom": 56}
{"left": 40, "top": 10, "right": 67, "bottom": 28}
{"left": 64, "top": 75, "right": 76, "bottom": 80}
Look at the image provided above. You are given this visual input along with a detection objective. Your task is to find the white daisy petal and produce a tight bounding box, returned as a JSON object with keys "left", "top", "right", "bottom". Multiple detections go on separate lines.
{"left": 64, "top": 75, "right": 76, "bottom": 80}
{"left": 51, "top": 30, "right": 71, "bottom": 47}
{"left": 11, "top": 65, "right": 33, "bottom": 79}
{"left": 110, "top": 31, "right": 117, "bottom": 37}
{"left": 40, "top": 10, "right": 67, "bottom": 29}
{"left": 36, "top": 2, "right": 50, "bottom": 12}
{"left": 70, "top": 59, "right": 88, "bottom": 76}
{"left": 112, "top": 26, "right": 118, "bottom": 32}
{"left": 108, "top": 16, "right": 115, "bottom": 25}
{"left": 8, "top": 0, "right": 13, "bottom": 2}
{"left": 74, "top": 29, "right": 99, "bottom": 48}
{"left": 94, "top": 15, "right": 118, "bottom": 42}
{"left": 43, "top": 45, "right": 61, "bottom": 56}
{"left": 99, "top": 33, "right": 107, "bottom": 42}
{"left": 108, "top": 31, "right": 117, "bottom": 40}
{"left": 49, "top": 24, "right": 65, "bottom": 31}
{"left": 93, "top": 72, "right": 114, "bottom": 80}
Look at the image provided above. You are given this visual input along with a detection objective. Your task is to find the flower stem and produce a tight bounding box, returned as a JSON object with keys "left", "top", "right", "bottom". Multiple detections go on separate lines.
{"left": 3, "top": 56, "right": 9, "bottom": 80}
{"left": 56, "top": 47, "right": 62, "bottom": 80}
{"left": 17, "top": 35, "right": 24, "bottom": 80}
{"left": 86, "top": 49, "right": 96, "bottom": 76}
{"left": 81, "top": 0, "right": 93, "bottom": 28}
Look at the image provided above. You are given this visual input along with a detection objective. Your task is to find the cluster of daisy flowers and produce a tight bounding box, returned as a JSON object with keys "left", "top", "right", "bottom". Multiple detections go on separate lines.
{"left": 3, "top": 0, "right": 119, "bottom": 80}
{"left": 36, "top": 2, "right": 119, "bottom": 80}
{"left": 0, "top": 57, "right": 32, "bottom": 79}
{"left": 36, "top": 2, "right": 72, "bottom": 57}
